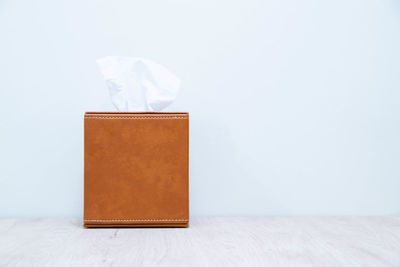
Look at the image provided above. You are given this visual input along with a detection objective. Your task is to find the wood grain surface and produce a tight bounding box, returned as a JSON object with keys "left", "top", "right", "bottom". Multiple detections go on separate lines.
{"left": 0, "top": 217, "right": 399, "bottom": 267}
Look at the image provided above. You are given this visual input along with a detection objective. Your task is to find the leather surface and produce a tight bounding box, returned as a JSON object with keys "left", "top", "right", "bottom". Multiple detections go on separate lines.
{"left": 84, "top": 112, "right": 189, "bottom": 228}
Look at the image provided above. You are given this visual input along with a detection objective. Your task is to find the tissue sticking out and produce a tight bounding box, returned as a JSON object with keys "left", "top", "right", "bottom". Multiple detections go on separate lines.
{"left": 96, "top": 56, "right": 181, "bottom": 112}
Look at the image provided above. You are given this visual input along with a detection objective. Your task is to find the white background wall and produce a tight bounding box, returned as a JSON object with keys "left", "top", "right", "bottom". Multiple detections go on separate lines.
{"left": 1, "top": 0, "right": 399, "bottom": 217}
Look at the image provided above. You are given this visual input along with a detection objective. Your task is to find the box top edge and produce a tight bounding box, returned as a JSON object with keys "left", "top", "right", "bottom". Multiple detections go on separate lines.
{"left": 85, "top": 112, "right": 189, "bottom": 115}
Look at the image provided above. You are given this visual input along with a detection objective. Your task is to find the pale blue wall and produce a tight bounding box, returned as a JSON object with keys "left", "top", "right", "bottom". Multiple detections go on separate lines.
{"left": 1, "top": 0, "right": 399, "bottom": 217}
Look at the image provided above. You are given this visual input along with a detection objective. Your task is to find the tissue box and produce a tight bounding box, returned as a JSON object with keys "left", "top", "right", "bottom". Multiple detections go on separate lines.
{"left": 84, "top": 112, "right": 189, "bottom": 227}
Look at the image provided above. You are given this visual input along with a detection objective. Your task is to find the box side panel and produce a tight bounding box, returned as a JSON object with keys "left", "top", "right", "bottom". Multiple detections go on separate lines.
{"left": 84, "top": 114, "right": 189, "bottom": 227}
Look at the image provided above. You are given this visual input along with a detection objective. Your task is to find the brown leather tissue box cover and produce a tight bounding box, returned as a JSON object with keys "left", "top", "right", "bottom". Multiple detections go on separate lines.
{"left": 84, "top": 112, "right": 189, "bottom": 227}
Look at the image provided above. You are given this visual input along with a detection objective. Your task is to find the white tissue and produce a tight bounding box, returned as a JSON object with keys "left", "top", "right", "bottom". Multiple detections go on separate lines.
{"left": 96, "top": 56, "right": 181, "bottom": 111}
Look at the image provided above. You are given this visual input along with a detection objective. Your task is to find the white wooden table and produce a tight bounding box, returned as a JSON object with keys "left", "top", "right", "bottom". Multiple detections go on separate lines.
{"left": 0, "top": 217, "right": 399, "bottom": 266}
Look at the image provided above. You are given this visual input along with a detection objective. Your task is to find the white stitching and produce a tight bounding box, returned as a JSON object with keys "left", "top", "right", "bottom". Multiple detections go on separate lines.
{"left": 85, "top": 219, "right": 188, "bottom": 222}
{"left": 85, "top": 117, "right": 187, "bottom": 119}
